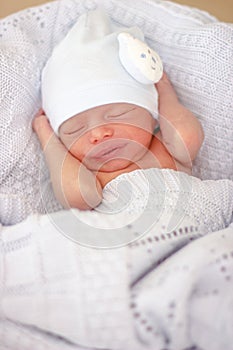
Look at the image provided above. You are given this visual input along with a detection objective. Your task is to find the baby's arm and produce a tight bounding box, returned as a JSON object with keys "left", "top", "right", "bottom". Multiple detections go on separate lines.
{"left": 32, "top": 111, "right": 102, "bottom": 210}
{"left": 155, "top": 73, "right": 204, "bottom": 167}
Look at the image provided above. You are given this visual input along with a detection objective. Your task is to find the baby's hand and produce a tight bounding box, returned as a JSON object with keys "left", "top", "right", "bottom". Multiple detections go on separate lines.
{"left": 155, "top": 72, "right": 180, "bottom": 117}
{"left": 32, "top": 109, "right": 49, "bottom": 132}
{"left": 33, "top": 109, "right": 66, "bottom": 155}
{"left": 32, "top": 109, "right": 57, "bottom": 150}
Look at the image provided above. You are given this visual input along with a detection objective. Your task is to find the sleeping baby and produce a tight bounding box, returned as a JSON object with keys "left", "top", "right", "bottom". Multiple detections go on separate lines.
{"left": 33, "top": 9, "right": 204, "bottom": 211}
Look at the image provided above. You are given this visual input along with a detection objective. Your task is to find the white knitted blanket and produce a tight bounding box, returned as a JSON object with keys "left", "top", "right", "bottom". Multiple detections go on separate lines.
{"left": 0, "top": 0, "right": 233, "bottom": 225}
{"left": 1, "top": 168, "right": 233, "bottom": 350}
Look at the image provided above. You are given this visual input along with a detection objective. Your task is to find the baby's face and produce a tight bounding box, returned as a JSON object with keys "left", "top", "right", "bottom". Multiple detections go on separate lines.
{"left": 59, "top": 103, "right": 156, "bottom": 173}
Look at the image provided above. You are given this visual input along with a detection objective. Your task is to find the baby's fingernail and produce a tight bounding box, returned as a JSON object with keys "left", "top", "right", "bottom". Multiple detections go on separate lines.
{"left": 35, "top": 108, "right": 44, "bottom": 117}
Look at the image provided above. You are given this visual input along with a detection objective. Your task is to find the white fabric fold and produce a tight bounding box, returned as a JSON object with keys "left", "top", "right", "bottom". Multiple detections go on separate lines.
{"left": 1, "top": 169, "right": 233, "bottom": 349}
{"left": 0, "top": 0, "right": 233, "bottom": 225}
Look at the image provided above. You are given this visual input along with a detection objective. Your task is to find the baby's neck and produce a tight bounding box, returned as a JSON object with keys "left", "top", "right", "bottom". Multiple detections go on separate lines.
{"left": 95, "top": 162, "right": 140, "bottom": 188}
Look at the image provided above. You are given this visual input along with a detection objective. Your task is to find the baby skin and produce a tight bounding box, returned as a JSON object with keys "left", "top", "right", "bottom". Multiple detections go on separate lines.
{"left": 33, "top": 73, "right": 204, "bottom": 210}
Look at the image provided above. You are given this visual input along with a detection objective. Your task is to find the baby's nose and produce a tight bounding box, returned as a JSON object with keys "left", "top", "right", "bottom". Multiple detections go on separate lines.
{"left": 89, "top": 125, "right": 114, "bottom": 144}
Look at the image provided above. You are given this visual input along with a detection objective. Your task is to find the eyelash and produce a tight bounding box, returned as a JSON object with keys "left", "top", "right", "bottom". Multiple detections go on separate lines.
{"left": 64, "top": 108, "right": 136, "bottom": 135}
{"left": 107, "top": 113, "right": 125, "bottom": 119}
{"left": 107, "top": 108, "right": 135, "bottom": 119}
{"left": 65, "top": 125, "right": 86, "bottom": 135}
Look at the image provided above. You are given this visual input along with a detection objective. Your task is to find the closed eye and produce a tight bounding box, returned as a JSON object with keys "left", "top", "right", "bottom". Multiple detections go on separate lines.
{"left": 64, "top": 125, "right": 86, "bottom": 135}
{"left": 107, "top": 108, "right": 136, "bottom": 119}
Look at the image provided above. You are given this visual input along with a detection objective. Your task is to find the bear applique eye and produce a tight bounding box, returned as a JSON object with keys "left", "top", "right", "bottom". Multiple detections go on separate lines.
{"left": 140, "top": 53, "right": 146, "bottom": 58}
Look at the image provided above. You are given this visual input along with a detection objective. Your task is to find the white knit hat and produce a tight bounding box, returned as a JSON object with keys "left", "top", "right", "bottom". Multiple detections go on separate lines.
{"left": 41, "top": 9, "right": 163, "bottom": 134}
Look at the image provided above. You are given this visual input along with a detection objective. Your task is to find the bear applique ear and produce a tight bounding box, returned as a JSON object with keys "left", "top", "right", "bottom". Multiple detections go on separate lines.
{"left": 117, "top": 32, "right": 163, "bottom": 85}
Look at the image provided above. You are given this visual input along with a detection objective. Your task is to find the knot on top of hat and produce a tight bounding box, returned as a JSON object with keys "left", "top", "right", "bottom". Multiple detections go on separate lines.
{"left": 118, "top": 32, "right": 163, "bottom": 85}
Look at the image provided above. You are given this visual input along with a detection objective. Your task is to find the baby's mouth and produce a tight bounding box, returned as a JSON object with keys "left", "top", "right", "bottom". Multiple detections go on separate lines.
{"left": 91, "top": 143, "right": 127, "bottom": 160}
{"left": 101, "top": 147, "right": 120, "bottom": 156}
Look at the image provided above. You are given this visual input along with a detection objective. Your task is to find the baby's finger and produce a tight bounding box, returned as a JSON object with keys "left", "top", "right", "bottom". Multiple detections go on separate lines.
{"left": 155, "top": 72, "right": 179, "bottom": 105}
{"left": 32, "top": 113, "right": 57, "bottom": 150}
{"left": 34, "top": 108, "right": 44, "bottom": 118}
{"left": 32, "top": 112, "right": 50, "bottom": 133}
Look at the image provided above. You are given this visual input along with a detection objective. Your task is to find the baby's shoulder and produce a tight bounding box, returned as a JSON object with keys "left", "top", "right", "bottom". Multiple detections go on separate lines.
{"left": 149, "top": 134, "right": 192, "bottom": 174}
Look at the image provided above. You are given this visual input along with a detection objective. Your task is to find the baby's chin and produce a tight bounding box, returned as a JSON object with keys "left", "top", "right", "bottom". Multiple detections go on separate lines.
{"left": 86, "top": 158, "right": 134, "bottom": 174}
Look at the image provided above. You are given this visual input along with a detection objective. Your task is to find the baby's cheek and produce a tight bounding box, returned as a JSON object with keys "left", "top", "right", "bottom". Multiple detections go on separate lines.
{"left": 69, "top": 143, "right": 83, "bottom": 161}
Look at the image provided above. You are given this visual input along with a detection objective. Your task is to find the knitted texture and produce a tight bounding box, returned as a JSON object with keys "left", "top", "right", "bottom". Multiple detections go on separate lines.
{"left": 101, "top": 169, "right": 233, "bottom": 232}
{"left": 0, "top": 0, "right": 233, "bottom": 225}
{"left": 0, "top": 169, "right": 233, "bottom": 349}
{"left": 24, "top": 168, "right": 231, "bottom": 250}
